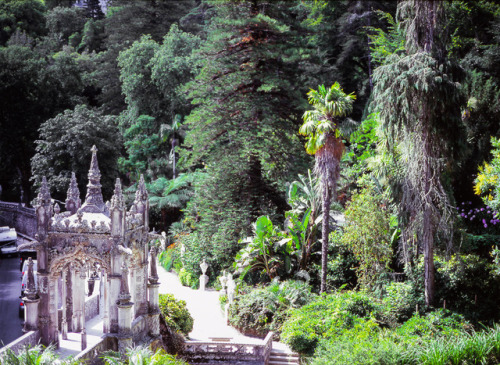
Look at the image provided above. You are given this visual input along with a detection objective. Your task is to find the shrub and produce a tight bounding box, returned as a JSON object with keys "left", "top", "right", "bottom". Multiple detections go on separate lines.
{"left": 341, "top": 184, "right": 392, "bottom": 290}
{"left": 381, "top": 281, "right": 425, "bottom": 326}
{"left": 396, "top": 309, "right": 472, "bottom": 340}
{"left": 159, "top": 294, "right": 194, "bottom": 336}
{"left": 281, "top": 291, "right": 381, "bottom": 355}
{"left": 434, "top": 254, "right": 500, "bottom": 323}
{"left": 103, "top": 346, "right": 188, "bottom": 365}
{"left": 178, "top": 268, "right": 198, "bottom": 288}
{"left": 228, "top": 280, "right": 315, "bottom": 338}
{"left": 158, "top": 247, "right": 176, "bottom": 272}
{"left": 309, "top": 310, "right": 477, "bottom": 365}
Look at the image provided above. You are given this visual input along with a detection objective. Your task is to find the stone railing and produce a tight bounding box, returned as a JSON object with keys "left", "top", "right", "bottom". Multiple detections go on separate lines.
{"left": 131, "top": 315, "right": 148, "bottom": 343}
{"left": 0, "top": 201, "right": 36, "bottom": 238}
{"left": 0, "top": 330, "right": 40, "bottom": 356}
{"left": 182, "top": 332, "right": 274, "bottom": 365}
{"left": 75, "top": 335, "right": 118, "bottom": 362}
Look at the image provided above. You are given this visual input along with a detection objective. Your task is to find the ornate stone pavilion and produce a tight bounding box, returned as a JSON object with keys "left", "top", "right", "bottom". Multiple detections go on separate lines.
{"left": 22, "top": 146, "right": 160, "bottom": 351}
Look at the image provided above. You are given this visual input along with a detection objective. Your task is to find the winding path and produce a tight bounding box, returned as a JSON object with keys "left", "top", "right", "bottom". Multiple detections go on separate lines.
{"left": 156, "top": 265, "right": 259, "bottom": 343}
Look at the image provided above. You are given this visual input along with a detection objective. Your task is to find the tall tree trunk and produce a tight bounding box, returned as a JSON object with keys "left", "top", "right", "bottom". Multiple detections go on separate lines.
{"left": 320, "top": 176, "right": 331, "bottom": 293}
{"left": 422, "top": 125, "right": 435, "bottom": 306}
{"left": 172, "top": 139, "right": 176, "bottom": 180}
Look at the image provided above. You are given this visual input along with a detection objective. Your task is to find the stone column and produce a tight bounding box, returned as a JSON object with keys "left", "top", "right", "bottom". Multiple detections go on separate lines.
{"left": 80, "top": 270, "right": 86, "bottom": 331}
{"left": 147, "top": 247, "right": 160, "bottom": 337}
{"left": 61, "top": 269, "right": 68, "bottom": 340}
{"left": 23, "top": 258, "right": 40, "bottom": 333}
{"left": 102, "top": 271, "right": 110, "bottom": 333}
{"left": 117, "top": 262, "right": 133, "bottom": 353}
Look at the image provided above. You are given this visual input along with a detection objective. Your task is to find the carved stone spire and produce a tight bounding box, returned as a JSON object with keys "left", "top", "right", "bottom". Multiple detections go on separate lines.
{"left": 110, "top": 178, "right": 125, "bottom": 211}
{"left": 135, "top": 174, "right": 148, "bottom": 203}
{"left": 118, "top": 261, "right": 132, "bottom": 305}
{"left": 37, "top": 176, "right": 51, "bottom": 206}
{"left": 65, "top": 172, "right": 81, "bottom": 215}
{"left": 81, "top": 145, "right": 107, "bottom": 215}
{"left": 149, "top": 247, "right": 159, "bottom": 285}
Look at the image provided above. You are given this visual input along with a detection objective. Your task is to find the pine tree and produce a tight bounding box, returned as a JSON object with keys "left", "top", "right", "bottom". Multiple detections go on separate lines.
{"left": 181, "top": 0, "right": 312, "bottom": 267}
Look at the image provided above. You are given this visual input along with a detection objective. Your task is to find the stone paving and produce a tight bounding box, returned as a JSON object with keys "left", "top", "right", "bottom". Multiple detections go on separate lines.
{"left": 156, "top": 265, "right": 260, "bottom": 343}
{"left": 156, "top": 264, "right": 292, "bottom": 353}
{"left": 56, "top": 259, "right": 292, "bottom": 358}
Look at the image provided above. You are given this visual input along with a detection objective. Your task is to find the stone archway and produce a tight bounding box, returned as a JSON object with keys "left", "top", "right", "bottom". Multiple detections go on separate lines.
{"left": 49, "top": 246, "right": 112, "bottom": 343}
{"left": 24, "top": 146, "right": 160, "bottom": 351}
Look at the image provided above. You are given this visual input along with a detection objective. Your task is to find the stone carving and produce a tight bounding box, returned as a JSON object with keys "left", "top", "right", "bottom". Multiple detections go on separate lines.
{"left": 30, "top": 147, "right": 157, "bottom": 348}
{"left": 65, "top": 172, "right": 81, "bottom": 215}
{"left": 148, "top": 247, "right": 159, "bottom": 285}
{"left": 80, "top": 146, "right": 108, "bottom": 215}
{"left": 24, "top": 258, "right": 38, "bottom": 300}
{"left": 118, "top": 262, "right": 132, "bottom": 305}
{"left": 227, "top": 273, "right": 236, "bottom": 305}
{"left": 199, "top": 260, "right": 208, "bottom": 291}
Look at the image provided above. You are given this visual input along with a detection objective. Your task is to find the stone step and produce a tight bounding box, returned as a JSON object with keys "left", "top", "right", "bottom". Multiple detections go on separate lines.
{"left": 268, "top": 350, "right": 300, "bottom": 365}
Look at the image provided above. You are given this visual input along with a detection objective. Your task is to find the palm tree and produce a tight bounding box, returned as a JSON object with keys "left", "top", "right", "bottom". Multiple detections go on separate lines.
{"left": 299, "top": 83, "right": 355, "bottom": 293}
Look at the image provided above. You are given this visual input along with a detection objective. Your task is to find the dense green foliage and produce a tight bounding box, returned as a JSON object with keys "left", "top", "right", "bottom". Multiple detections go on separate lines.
{"left": 341, "top": 183, "right": 392, "bottom": 289}
{"left": 228, "top": 280, "right": 315, "bottom": 338}
{"left": 103, "top": 347, "right": 188, "bottom": 365}
{"left": 1, "top": 1, "right": 500, "bottom": 362}
{"left": 158, "top": 294, "right": 193, "bottom": 336}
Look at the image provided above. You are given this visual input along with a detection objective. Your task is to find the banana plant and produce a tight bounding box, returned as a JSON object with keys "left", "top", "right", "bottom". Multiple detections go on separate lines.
{"left": 234, "top": 216, "right": 292, "bottom": 281}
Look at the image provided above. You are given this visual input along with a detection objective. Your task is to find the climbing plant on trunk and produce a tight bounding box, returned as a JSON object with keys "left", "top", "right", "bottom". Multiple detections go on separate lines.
{"left": 299, "top": 83, "right": 355, "bottom": 293}
{"left": 372, "top": 0, "right": 464, "bottom": 306}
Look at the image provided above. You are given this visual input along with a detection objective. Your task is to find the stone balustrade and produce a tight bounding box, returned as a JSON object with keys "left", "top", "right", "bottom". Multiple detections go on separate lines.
{"left": 182, "top": 331, "right": 274, "bottom": 365}
{"left": 75, "top": 335, "right": 118, "bottom": 362}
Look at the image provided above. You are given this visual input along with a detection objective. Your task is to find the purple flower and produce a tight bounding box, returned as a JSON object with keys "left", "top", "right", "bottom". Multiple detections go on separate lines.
{"left": 488, "top": 211, "right": 491, "bottom": 214}
{"left": 468, "top": 201, "right": 472, "bottom": 204}
{"left": 481, "top": 208, "right": 485, "bottom": 211}
{"left": 487, "top": 206, "right": 491, "bottom": 209}
{"left": 462, "top": 202, "right": 465, "bottom": 205}
{"left": 485, "top": 224, "right": 488, "bottom": 228}
{"left": 483, "top": 218, "right": 487, "bottom": 224}
{"left": 461, "top": 213, "right": 465, "bottom": 217}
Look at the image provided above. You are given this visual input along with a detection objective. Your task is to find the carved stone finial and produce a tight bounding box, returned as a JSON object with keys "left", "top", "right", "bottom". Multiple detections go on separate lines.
{"left": 37, "top": 176, "right": 51, "bottom": 206}
{"left": 118, "top": 261, "right": 131, "bottom": 304}
{"left": 135, "top": 174, "right": 148, "bottom": 202}
{"left": 65, "top": 172, "right": 81, "bottom": 215}
{"left": 80, "top": 145, "right": 108, "bottom": 215}
{"left": 110, "top": 178, "right": 125, "bottom": 211}
{"left": 149, "top": 247, "right": 159, "bottom": 284}
{"left": 25, "top": 257, "right": 38, "bottom": 300}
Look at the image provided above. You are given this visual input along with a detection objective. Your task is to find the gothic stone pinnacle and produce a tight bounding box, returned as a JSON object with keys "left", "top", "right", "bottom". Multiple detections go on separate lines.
{"left": 81, "top": 145, "right": 107, "bottom": 214}
{"left": 38, "top": 176, "right": 51, "bottom": 206}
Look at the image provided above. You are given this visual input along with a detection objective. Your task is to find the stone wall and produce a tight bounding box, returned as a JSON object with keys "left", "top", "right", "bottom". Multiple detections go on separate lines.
{"left": 0, "top": 331, "right": 40, "bottom": 356}
{"left": 0, "top": 201, "right": 36, "bottom": 238}
{"left": 85, "top": 294, "right": 100, "bottom": 321}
